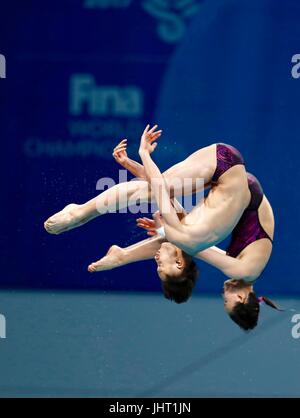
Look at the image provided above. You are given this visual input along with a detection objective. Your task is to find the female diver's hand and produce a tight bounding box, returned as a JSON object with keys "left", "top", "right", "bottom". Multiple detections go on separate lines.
{"left": 136, "top": 211, "right": 163, "bottom": 236}
{"left": 113, "top": 139, "right": 129, "bottom": 166}
{"left": 139, "top": 124, "right": 162, "bottom": 156}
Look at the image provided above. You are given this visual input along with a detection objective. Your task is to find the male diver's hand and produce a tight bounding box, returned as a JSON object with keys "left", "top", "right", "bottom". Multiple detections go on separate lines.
{"left": 139, "top": 124, "right": 162, "bottom": 156}
{"left": 113, "top": 139, "right": 129, "bottom": 166}
{"left": 136, "top": 217, "right": 156, "bottom": 236}
{"left": 136, "top": 211, "right": 162, "bottom": 236}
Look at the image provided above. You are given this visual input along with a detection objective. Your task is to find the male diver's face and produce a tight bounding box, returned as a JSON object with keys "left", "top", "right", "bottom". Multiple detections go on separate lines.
{"left": 155, "top": 242, "right": 185, "bottom": 281}
{"left": 223, "top": 279, "right": 251, "bottom": 314}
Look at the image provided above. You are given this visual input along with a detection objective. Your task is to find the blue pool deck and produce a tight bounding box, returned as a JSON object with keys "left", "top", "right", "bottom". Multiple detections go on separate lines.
{"left": 0, "top": 290, "right": 300, "bottom": 397}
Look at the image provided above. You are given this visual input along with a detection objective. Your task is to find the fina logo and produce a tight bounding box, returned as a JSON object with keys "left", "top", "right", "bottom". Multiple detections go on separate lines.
{"left": 0, "top": 54, "right": 6, "bottom": 79}
{"left": 0, "top": 314, "right": 6, "bottom": 339}
{"left": 70, "top": 74, "right": 144, "bottom": 117}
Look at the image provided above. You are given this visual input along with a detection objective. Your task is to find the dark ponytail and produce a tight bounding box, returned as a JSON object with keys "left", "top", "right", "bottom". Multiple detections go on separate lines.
{"left": 229, "top": 293, "right": 283, "bottom": 331}
{"left": 259, "top": 296, "right": 284, "bottom": 311}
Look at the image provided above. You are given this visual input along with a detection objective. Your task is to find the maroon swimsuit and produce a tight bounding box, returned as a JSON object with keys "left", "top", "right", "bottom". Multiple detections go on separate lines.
{"left": 212, "top": 144, "right": 273, "bottom": 258}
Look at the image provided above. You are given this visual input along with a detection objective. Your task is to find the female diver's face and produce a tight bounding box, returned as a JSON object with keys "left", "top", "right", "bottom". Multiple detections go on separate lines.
{"left": 155, "top": 242, "right": 185, "bottom": 281}
{"left": 223, "top": 280, "right": 252, "bottom": 314}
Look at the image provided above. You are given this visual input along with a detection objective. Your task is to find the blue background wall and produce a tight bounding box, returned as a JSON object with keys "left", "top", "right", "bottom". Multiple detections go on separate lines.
{"left": 1, "top": 0, "right": 300, "bottom": 295}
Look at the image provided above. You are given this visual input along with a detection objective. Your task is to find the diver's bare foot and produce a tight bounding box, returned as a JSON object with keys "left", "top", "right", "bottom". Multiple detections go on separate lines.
{"left": 88, "top": 246, "right": 124, "bottom": 273}
{"left": 44, "top": 203, "right": 84, "bottom": 235}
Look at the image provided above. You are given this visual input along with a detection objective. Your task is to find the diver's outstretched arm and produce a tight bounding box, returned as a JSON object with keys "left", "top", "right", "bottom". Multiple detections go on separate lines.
{"left": 195, "top": 247, "right": 258, "bottom": 280}
{"left": 138, "top": 126, "right": 185, "bottom": 231}
{"left": 113, "top": 139, "right": 146, "bottom": 180}
{"left": 138, "top": 125, "right": 210, "bottom": 254}
{"left": 88, "top": 235, "right": 164, "bottom": 273}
